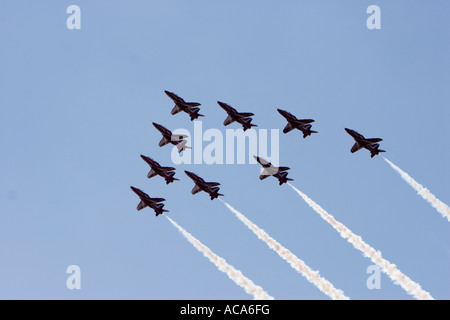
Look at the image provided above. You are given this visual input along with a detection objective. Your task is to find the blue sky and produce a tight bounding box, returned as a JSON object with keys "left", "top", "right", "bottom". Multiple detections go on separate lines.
{"left": 0, "top": 1, "right": 449, "bottom": 299}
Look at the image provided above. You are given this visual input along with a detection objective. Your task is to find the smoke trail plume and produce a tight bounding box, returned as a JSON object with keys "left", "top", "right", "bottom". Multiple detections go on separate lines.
{"left": 384, "top": 157, "right": 450, "bottom": 223}
{"left": 288, "top": 183, "right": 434, "bottom": 300}
{"left": 220, "top": 199, "right": 349, "bottom": 300}
{"left": 165, "top": 215, "right": 274, "bottom": 300}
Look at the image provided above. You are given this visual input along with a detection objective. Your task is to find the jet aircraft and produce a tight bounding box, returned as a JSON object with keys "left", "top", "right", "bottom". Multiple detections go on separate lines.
{"left": 152, "top": 122, "right": 190, "bottom": 153}
{"left": 184, "top": 171, "right": 224, "bottom": 200}
{"left": 345, "top": 128, "right": 385, "bottom": 158}
{"left": 164, "top": 90, "right": 204, "bottom": 121}
{"left": 140, "top": 155, "right": 179, "bottom": 184}
{"left": 217, "top": 101, "right": 257, "bottom": 131}
{"left": 130, "top": 186, "right": 168, "bottom": 216}
{"left": 254, "top": 156, "right": 293, "bottom": 185}
{"left": 277, "top": 108, "right": 317, "bottom": 138}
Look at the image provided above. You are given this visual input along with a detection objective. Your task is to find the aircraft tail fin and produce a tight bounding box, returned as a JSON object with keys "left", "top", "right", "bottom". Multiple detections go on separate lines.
{"left": 165, "top": 172, "right": 179, "bottom": 184}
{"left": 243, "top": 124, "right": 257, "bottom": 131}
{"left": 277, "top": 171, "right": 293, "bottom": 185}
{"left": 189, "top": 107, "right": 204, "bottom": 121}
{"left": 242, "top": 118, "right": 257, "bottom": 131}
{"left": 155, "top": 208, "right": 169, "bottom": 216}
{"left": 209, "top": 186, "right": 224, "bottom": 200}
{"left": 303, "top": 131, "right": 318, "bottom": 138}
{"left": 302, "top": 124, "right": 317, "bottom": 138}
{"left": 370, "top": 149, "right": 386, "bottom": 158}
{"left": 279, "top": 177, "right": 294, "bottom": 185}
{"left": 210, "top": 192, "right": 224, "bottom": 200}
{"left": 176, "top": 140, "right": 191, "bottom": 153}
{"left": 369, "top": 143, "right": 385, "bottom": 158}
{"left": 155, "top": 203, "right": 168, "bottom": 212}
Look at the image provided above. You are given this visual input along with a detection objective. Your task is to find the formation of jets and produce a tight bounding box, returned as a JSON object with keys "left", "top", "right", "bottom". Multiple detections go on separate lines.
{"left": 131, "top": 90, "right": 386, "bottom": 215}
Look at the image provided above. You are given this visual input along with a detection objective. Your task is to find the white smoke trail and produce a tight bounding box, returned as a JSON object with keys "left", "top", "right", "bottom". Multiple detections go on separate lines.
{"left": 287, "top": 183, "right": 434, "bottom": 300}
{"left": 219, "top": 199, "right": 349, "bottom": 300}
{"left": 165, "top": 215, "right": 274, "bottom": 300}
{"left": 384, "top": 157, "right": 450, "bottom": 223}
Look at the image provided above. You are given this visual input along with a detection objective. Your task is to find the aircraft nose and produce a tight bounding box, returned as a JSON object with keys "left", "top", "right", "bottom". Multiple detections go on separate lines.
{"left": 184, "top": 171, "right": 194, "bottom": 178}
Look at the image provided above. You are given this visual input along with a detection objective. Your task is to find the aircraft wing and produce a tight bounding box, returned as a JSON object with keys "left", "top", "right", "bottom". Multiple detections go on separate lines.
{"left": 223, "top": 115, "right": 235, "bottom": 126}
{"left": 159, "top": 137, "right": 170, "bottom": 147}
{"left": 171, "top": 105, "right": 183, "bottom": 115}
{"left": 192, "top": 185, "right": 202, "bottom": 194}
{"left": 259, "top": 174, "right": 270, "bottom": 180}
{"left": 160, "top": 166, "right": 176, "bottom": 172}
{"left": 351, "top": 142, "right": 363, "bottom": 153}
{"left": 283, "top": 123, "right": 294, "bottom": 133}
{"left": 205, "top": 182, "right": 220, "bottom": 187}
{"left": 278, "top": 166, "right": 290, "bottom": 172}
{"left": 363, "top": 138, "right": 383, "bottom": 144}
{"left": 183, "top": 102, "right": 201, "bottom": 108}
{"left": 149, "top": 197, "right": 165, "bottom": 203}
{"left": 295, "top": 119, "right": 315, "bottom": 125}
{"left": 137, "top": 200, "right": 147, "bottom": 211}
{"left": 236, "top": 112, "right": 254, "bottom": 118}
{"left": 147, "top": 169, "right": 158, "bottom": 178}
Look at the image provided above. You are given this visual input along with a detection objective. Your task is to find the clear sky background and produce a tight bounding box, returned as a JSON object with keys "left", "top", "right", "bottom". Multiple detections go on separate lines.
{"left": 0, "top": 1, "right": 449, "bottom": 300}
